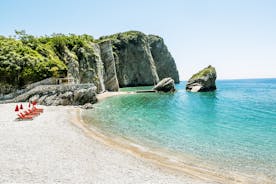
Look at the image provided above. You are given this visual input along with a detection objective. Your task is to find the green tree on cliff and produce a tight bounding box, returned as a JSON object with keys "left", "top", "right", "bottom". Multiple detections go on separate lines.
{"left": 0, "top": 31, "right": 95, "bottom": 88}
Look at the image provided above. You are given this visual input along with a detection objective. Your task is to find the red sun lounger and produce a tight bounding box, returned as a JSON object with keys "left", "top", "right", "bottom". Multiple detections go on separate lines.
{"left": 17, "top": 113, "right": 33, "bottom": 120}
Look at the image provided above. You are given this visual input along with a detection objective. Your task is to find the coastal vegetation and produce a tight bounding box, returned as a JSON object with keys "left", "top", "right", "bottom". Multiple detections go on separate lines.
{"left": 0, "top": 30, "right": 94, "bottom": 89}
{"left": 190, "top": 65, "right": 216, "bottom": 80}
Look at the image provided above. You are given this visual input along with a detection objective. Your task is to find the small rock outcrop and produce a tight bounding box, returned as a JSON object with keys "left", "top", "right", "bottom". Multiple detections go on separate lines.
{"left": 14, "top": 84, "right": 97, "bottom": 105}
{"left": 186, "top": 65, "right": 217, "bottom": 92}
{"left": 82, "top": 103, "right": 93, "bottom": 109}
{"left": 153, "top": 77, "right": 176, "bottom": 92}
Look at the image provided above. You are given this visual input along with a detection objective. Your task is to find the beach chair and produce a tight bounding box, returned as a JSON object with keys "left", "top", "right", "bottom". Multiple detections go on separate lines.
{"left": 33, "top": 106, "right": 44, "bottom": 112}
{"left": 17, "top": 113, "right": 33, "bottom": 120}
{"left": 22, "top": 110, "right": 40, "bottom": 116}
{"left": 23, "top": 109, "right": 40, "bottom": 116}
{"left": 19, "top": 112, "right": 34, "bottom": 118}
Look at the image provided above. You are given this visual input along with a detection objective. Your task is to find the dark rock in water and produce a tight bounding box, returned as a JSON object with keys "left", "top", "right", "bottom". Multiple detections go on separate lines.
{"left": 186, "top": 65, "right": 217, "bottom": 92}
{"left": 153, "top": 77, "right": 176, "bottom": 92}
{"left": 82, "top": 103, "right": 93, "bottom": 109}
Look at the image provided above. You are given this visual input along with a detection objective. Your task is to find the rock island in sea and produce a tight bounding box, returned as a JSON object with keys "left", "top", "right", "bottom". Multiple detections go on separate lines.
{"left": 186, "top": 65, "right": 217, "bottom": 92}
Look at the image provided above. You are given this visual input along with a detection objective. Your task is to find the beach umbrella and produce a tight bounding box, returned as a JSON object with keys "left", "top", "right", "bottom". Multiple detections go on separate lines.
{"left": 20, "top": 104, "right": 23, "bottom": 110}
{"left": 14, "top": 105, "right": 19, "bottom": 112}
{"left": 32, "top": 101, "right": 37, "bottom": 106}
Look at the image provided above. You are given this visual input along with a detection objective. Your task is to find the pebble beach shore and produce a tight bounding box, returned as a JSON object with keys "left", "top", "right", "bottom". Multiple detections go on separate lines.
{"left": 0, "top": 103, "right": 213, "bottom": 184}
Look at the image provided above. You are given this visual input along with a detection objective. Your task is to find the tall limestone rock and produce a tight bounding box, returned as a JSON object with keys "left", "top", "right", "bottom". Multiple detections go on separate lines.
{"left": 99, "top": 40, "right": 119, "bottom": 91}
{"left": 89, "top": 43, "right": 105, "bottom": 92}
{"left": 66, "top": 31, "right": 180, "bottom": 90}
{"left": 64, "top": 48, "right": 80, "bottom": 83}
{"left": 148, "top": 35, "right": 180, "bottom": 83}
{"left": 66, "top": 42, "right": 105, "bottom": 93}
{"left": 103, "top": 31, "right": 160, "bottom": 87}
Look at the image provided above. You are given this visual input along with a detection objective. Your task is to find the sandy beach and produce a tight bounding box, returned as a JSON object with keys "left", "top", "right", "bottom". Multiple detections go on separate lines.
{"left": 0, "top": 102, "right": 215, "bottom": 184}
{"left": 96, "top": 91, "right": 135, "bottom": 101}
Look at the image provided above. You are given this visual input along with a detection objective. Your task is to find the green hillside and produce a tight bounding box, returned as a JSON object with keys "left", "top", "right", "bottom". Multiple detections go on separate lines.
{"left": 0, "top": 30, "right": 94, "bottom": 90}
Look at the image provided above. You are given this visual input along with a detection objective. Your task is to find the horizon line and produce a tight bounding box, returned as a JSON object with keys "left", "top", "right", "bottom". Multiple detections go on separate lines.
{"left": 180, "top": 77, "right": 276, "bottom": 82}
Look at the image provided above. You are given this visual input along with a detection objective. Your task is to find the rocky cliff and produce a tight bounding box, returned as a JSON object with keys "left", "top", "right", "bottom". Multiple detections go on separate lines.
{"left": 64, "top": 42, "right": 105, "bottom": 93}
{"left": 101, "top": 31, "right": 160, "bottom": 87}
{"left": 99, "top": 40, "right": 119, "bottom": 91}
{"left": 148, "top": 35, "right": 179, "bottom": 83}
{"left": 0, "top": 31, "right": 179, "bottom": 98}
{"left": 98, "top": 31, "right": 179, "bottom": 88}
{"left": 50, "top": 31, "right": 179, "bottom": 92}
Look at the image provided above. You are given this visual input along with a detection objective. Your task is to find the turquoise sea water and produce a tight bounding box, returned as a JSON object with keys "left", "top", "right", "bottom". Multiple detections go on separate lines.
{"left": 83, "top": 79, "right": 276, "bottom": 181}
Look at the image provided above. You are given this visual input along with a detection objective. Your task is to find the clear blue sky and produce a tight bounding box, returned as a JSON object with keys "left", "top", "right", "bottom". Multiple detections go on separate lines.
{"left": 1, "top": 0, "right": 276, "bottom": 80}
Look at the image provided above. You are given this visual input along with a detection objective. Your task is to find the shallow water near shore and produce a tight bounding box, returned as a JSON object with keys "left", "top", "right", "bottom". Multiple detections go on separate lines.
{"left": 82, "top": 79, "right": 276, "bottom": 182}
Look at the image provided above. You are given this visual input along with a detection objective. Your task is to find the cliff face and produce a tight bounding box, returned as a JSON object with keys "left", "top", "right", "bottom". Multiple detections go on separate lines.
{"left": 64, "top": 31, "right": 179, "bottom": 91}
{"left": 62, "top": 42, "right": 105, "bottom": 93}
{"left": 148, "top": 35, "right": 179, "bottom": 83}
{"left": 99, "top": 40, "right": 119, "bottom": 91}
{"left": 109, "top": 32, "right": 160, "bottom": 87}
{"left": 58, "top": 31, "right": 180, "bottom": 91}
{"left": 0, "top": 31, "right": 180, "bottom": 98}
{"left": 64, "top": 48, "right": 80, "bottom": 83}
